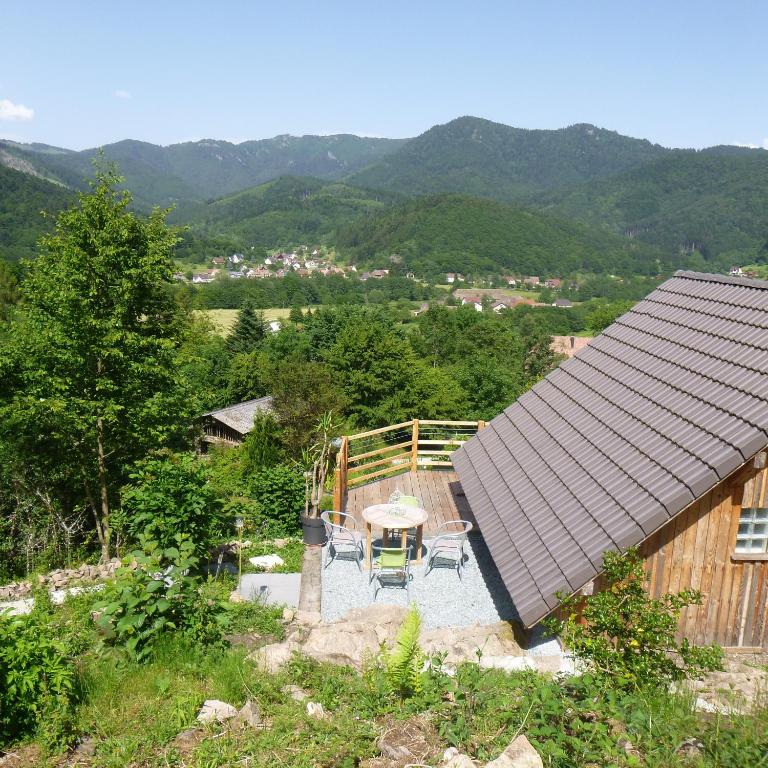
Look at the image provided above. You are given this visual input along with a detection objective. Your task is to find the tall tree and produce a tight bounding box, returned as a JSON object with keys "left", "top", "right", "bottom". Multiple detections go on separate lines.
{"left": 226, "top": 299, "right": 267, "bottom": 354}
{"left": 0, "top": 167, "right": 193, "bottom": 560}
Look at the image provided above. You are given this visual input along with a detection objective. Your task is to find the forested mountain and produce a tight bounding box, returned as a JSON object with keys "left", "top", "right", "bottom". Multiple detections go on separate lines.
{"left": 347, "top": 117, "right": 669, "bottom": 199}
{"left": 532, "top": 150, "right": 768, "bottom": 264}
{"left": 175, "top": 176, "right": 402, "bottom": 249}
{"left": 335, "top": 194, "right": 668, "bottom": 276}
{"left": 0, "top": 134, "right": 407, "bottom": 208}
{"left": 0, "top": 164, "right": 73, "bottom": 260}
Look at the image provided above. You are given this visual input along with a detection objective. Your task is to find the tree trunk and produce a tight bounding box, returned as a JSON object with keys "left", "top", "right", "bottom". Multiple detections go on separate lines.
{"left": 96, "top": 415, "right": 111, "bottom": 562}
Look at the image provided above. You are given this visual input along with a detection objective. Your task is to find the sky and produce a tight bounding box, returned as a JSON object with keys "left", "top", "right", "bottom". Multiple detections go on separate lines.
{"left": 2, "top": 0, "right": 767, "bottom": 150}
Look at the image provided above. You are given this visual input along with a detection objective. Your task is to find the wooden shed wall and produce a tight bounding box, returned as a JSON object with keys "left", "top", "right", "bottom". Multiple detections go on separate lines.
{"left": 639, "top": 455, "right": 768, "bottom": 648}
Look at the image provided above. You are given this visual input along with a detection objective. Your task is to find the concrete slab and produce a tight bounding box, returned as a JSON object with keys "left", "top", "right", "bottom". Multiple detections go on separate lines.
{"left": 238, "top": 573, "right": 301, "bottom": 607}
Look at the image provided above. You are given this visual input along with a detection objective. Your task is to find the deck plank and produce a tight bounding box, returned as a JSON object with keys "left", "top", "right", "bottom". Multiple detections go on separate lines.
{"left": 345, "top": 470, "right": 468, "bottom": 537}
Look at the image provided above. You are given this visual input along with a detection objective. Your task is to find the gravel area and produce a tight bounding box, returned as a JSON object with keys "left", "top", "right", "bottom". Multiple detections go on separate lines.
{"left": 321, "top": 534, "right": 519, "bottom": 630}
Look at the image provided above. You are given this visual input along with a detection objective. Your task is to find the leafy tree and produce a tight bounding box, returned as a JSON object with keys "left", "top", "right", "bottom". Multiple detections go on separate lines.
{"left": 547, "top": 548, "right": 723, "bottom": 690}
{"left": 289, "top": 304, "right": 304, "bottom": 323}
{"left": 586, "top": 300, "right": 634, "bottom": 335}
{"left": 0, "top": 259, "right": 20, "bottom": 321}
{"left": 0, "top": 167, "right": 192, "bottom": 560}
{"left": 248, "top": 463, "right": 306, "bottom": 534}
{"left": 227, "top": 299, "right": 267, "bottom": 353}
{"left": 242, "top": 412, "right": 285, "bottom": 471}
{"left": 117, "top": 453, "right": 227, "bottom": 559}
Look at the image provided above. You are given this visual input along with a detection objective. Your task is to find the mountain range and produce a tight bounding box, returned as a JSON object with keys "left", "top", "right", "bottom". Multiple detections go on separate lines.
{"left": 2, "top": 116, "right": 767, "bottom": 270}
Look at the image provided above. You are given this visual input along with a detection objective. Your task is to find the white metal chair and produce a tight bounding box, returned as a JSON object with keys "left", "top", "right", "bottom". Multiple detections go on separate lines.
{"left": 320, "top": 511, "right": 364, "bottom": 571}
{"left": 425, "top": 520, "right": 473, "bottom": 578}
{"left": 369, "top": 544, "right": 412, "bottom": 600}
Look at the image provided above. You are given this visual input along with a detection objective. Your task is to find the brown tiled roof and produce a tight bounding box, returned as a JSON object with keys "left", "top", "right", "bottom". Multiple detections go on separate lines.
{"left": 452, "top": 271, "right": 768, "bottom": 627}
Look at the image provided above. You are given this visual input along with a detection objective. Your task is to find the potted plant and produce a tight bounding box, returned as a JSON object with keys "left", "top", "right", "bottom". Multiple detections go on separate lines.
{"left": 300, "top": 412, "right": 340, "bottom": 545}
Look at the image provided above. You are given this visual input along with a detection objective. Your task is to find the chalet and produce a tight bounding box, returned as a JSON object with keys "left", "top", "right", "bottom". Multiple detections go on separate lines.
{"left": 503, "top": 276, "right": 517, "bottom": 287}
{"left": 370, "top": 269, "right": 390, "bottom": 279}
{"left": 247, "top": 267, "right": 272, "bottom": 279}
{"left": 461, "top": 295, "right": 484, "bottom": 312}
{"left": 446, "top": 273, "right": 456, "bottom": 284}
{"left": 544, "top": 278, "right": 563, "bottom": 289}
{"left": 552, "top": 298, "right": 573, "bottom": 308}
{"left": 212, "top": 257, "right": 225, "bottom": 266}
{"left": 523, "top": 276, "right": 540, "bottom": 287}
{"left": 199, "top": 396, "right": 274, "bottom": 449}
{"left": 730, "top": 266, "right": 744, "bottom": 276}
{"left": 192, "top": 270, "right": 218, "bottom": 284}
{"left": 453, "top": 271, "right": 768, "bottom": 648}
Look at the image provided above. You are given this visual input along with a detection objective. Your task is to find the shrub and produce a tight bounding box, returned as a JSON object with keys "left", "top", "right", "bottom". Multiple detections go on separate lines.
{"left": 119, "top": 453, "right": 227, "bottom": 560}
{"left": 248, "top": 463, "right": 305, "bottom": 535}
{"left": 547, "top": 548, "right": 724, "bottom": 690}
{"left": 93, "top": 537, "right": 230, "bottom": 661}
{"left": 0, "top": 608, "right": 76, "bottom": 746}
{"left": 383, "top": 605, "right": 424, "bottom": 698}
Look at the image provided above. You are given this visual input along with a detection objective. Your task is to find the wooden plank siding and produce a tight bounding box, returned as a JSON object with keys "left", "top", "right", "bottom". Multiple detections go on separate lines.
{"left": 640, "top": 456, "right": 768, "bottom": 648}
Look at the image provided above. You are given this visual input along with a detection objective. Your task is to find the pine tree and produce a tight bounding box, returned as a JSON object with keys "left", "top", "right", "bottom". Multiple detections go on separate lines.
{"left": 289, "top": 304, "right": 304, "bottom": 324}
{"left": 227, "top": 300, "right": 267, "bottom": 353}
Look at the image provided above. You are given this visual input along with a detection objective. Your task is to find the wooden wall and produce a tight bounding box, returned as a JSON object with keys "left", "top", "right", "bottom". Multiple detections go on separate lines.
{"left": 640, "top": 454, "right": 768, "bottom": 648}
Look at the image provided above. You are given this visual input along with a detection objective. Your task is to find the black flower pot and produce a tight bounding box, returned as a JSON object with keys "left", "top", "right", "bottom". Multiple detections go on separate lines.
{"left": 301, "top": 515, "right": 327, "bottom": 546}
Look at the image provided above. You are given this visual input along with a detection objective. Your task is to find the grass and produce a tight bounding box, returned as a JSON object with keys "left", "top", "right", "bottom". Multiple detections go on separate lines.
{"left": 198, "top": 308, "right": 304, "bottom": 336}
{"left": 241, "top": 538, "right": 304, "bottom": 574}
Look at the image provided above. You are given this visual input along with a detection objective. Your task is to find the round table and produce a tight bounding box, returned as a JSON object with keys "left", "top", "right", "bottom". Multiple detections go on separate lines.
{"left": 361, "top": 503, "right": 429, "bottom": 569}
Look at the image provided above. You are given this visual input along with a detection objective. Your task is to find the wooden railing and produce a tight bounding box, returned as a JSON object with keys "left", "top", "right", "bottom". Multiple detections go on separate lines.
{"left": 332, "top": 419, "right": 484, "bottom": 511}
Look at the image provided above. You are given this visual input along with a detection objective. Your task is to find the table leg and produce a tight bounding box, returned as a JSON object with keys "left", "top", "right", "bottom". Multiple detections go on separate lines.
{"left": 383, "top": 528, "right": 389, "bottom": 547}
{"left": 400, "top": 529, "right": 407, "bottom": 550}
{"left": 415, "top": 525, "right": 423, "bottom": 564}
{"left": 366, "top": 522, "right": 372, "bottom": 570}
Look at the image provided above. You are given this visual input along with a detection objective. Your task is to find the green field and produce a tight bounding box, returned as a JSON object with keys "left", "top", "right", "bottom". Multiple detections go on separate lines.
{"left": 198, "top": 307, "right": 308, "bottom": 336}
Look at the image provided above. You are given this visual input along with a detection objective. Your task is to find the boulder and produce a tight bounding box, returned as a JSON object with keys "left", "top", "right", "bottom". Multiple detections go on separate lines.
{"left": 283, "top": 684, "right": 309, "bottom": 701}
{"left": 248, "top": 554, "right": 285, "bottom": 570}
{"left": 249, "top": 640, "right": 301, "bottom": 673}
{"left": 445, "top": 756, "right": 478, "bottom": 768}
{"left": 306, "top": 701, "right": 326, "bottom": 719}
{"left": 485, "top": 735, "right": 543, "bottom": 768}
{"left": 282, "top": 608, "right": 296, "bottom": 622}
{"left": 676, "top": 737, "right": 704, "bottom": 759}
{"left": 232, "top": 700, "right": 261, "bottom": 729}
{"left": 229, "top": 589, "right": 246, "bottom": 603}
{"left": 479, "top": 656, "right": 535, "bottom": 672}
{"left": 196, "top": 700, "right": 238, "bottom": 724}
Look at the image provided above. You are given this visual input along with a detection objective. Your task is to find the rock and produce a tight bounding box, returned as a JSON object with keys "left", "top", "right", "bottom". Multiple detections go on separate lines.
{"left": 444, "top": 755, "right": 477, "bottom": 768}
{"left": 294, "top": 609, "right": 322, "bottom": 625}
{"left": 273, "top": 538, "right": 289, "bottom": 548}
{"left": 443, "top": 747, "right": 460, "bottom": 762}
{"left": 283, "top": 684, "right": 309, "bottom": 701}
{"left": 617, "top": 738, "right": 641, "bottom": 758}
{"left": 249, "top": 640, "right": 301, "bottom": 673}
{"left": 485, "top": 735, "right": 543, "bottom": 768}
{"left": 248, "top": 554, "right": 285, "bottom": 570}
{"left": 171, "top": 728, "right": 201, "bottom": 747}
{"left": 232, "top": 700, "right": 261, "bottom": 729}
{"left": 479, "top": 656, "right": 535, "bottom": 672}
{"left": 676, "top": 737, "right": 705, "bottom": 759}
{"left": 306, "top": 701, "right": 326, "bottom": 719}
{"left": 282, "top": 607, "right": 296, "bottom": 622}
{"left": 229, "top": 589, "right": 246, "bottom": 603}
{"left": 196, "top": 699, "right": 238, "bottom": 724}
{"left": 74, "top": 736, "right": 96, "bottom": 757}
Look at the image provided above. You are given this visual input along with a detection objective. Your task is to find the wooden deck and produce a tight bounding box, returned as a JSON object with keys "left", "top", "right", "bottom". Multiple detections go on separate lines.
{"left": 343, "top": 469, "right": 475, "bottom": 537}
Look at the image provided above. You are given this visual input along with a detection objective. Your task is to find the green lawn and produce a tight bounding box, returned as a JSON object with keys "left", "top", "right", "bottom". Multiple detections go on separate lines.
{"left": 198, "top": 308, "right": 308, "bottom": 336}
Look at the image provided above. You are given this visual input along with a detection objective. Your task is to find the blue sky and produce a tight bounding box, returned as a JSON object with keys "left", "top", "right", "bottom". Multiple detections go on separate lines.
{"left": 2, "top": 0, "right": 767, "bottom": 150}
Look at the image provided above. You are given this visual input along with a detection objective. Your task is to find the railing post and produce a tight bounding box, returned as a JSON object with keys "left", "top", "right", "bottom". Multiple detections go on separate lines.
{"left": 332, "top": 436, "right": 348, "bottom": 523}
{"left": 411, "top": 419, "right": 419, "bottom": 472}
{"left": 478, "top": 420, "right": 487, "bottom": 430}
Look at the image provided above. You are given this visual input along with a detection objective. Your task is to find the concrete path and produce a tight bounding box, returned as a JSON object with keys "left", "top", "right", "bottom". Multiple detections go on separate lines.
{"left": 238, "top": 573, "right": 302, "bottom": 607}
{"left": 298, "top": 545, "right": 322, "bottom": 614}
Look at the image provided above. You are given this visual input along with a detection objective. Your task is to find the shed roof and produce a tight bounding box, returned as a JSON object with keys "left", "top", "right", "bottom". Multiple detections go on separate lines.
{"left": 452, "top": 271, "right": 768, "bottom": 627}
{"left": 201, "top": 396, "right": 274, "bottom": 436}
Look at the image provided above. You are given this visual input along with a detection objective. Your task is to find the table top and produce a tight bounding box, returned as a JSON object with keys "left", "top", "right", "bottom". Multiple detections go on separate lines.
{"left": 362, "top": 502, "right": 428, "bottom": 528}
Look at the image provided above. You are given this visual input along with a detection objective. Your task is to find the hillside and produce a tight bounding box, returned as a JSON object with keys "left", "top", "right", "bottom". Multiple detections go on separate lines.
{"left": 347, "top": 116, "right": 669, "bottom": 199}
{"left": 0, "top": 164, "right": 73, "bottom": 260}
{"left": 0, "top": 134, "right": 407, "bottom": 209}
{"left": 177, "top": 176, "right": 402, "bottom": 248}
{"left": 335, "top": 194, "right": 668, "bottom": 276}
{"left": 534, "top": 149, "right": 768, "bottom": 264}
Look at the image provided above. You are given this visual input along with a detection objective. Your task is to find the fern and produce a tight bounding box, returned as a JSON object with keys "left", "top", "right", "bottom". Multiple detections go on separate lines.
{"left": 384, "top": 605, "right": 424, "bottom": 697}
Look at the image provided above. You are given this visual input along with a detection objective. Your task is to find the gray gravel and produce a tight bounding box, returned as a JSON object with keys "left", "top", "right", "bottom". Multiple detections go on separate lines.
{"left": 321, "top": 535, "right": 519, "bottom": 629}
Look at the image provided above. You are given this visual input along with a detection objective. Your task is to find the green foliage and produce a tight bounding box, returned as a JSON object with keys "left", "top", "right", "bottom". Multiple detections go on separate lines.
{"left": 0, "top": 164, "right": 73, "bottom": 262}
{"left": 383, "top": 606, "right": 425, "bottom": 698}
{"left": 336, "top": 194, "right": 668, "bottom": 278}
{"left": 118, "top": 453, "right": 227, "bottom": 559}
{"left": 0, "top": 606, "right": 76, "bottom": 746}
{"left": 586, "top": 299, "right": 635, "bottom": 335}
{"left": 226, "top": 299, "right": 267, "bottom": 354}
{"left": 547, "top": 548, "right": 724, "bottom": 690}
{"left": 248, "top": 463, "right": 306, "bottom": 535}
{"left": 242, "top": 413, "right": 285, "bottom": 471}
{"left": 0, "top": 165, "right": 194, "bottom": 560}
{"left": 93, "top": 537, "right": 229, "bottom": 660}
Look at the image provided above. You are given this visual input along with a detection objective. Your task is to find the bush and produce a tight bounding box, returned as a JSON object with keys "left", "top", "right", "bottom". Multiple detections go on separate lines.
{"left": 93, "top": 537, "right": 230, "bottom": 661}
{"left": 0, "top": 608, "right": 76, "bottom": 746}
{"left": 248, "top": 463, "right": 306, "bottom": 535}
{"left": 547, "top": 548, "right": 724, "bottom": 690}
{"left": 119, "top": 453, "right": 227, "bottom": 560}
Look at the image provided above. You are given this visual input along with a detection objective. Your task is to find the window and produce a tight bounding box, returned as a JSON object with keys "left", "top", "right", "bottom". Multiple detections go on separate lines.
{"left": 735, "top": 507, "right": 768, "bottom": 554}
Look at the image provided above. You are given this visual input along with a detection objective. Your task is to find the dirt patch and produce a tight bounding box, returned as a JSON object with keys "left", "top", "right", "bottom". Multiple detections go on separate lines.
{"left": 369, "top": 713, "right": 442, "bottom": 767}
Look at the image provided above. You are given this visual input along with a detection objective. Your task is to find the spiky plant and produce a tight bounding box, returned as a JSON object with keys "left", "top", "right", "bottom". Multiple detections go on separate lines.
{"left": 385, "top": 605, "right": 424, "bottom": 697}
